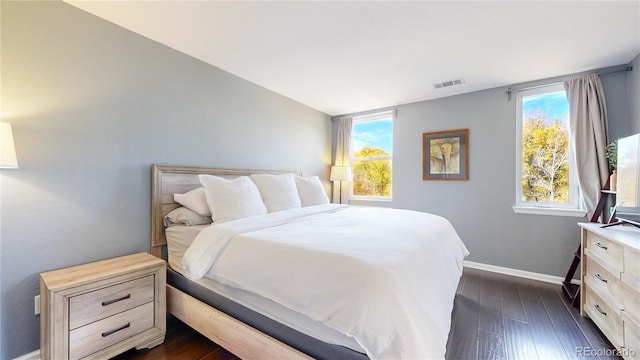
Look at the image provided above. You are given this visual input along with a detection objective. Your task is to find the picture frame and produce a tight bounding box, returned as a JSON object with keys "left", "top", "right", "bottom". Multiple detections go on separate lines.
{"left": 422, "top": 128, "right": 469, "bottom": 181}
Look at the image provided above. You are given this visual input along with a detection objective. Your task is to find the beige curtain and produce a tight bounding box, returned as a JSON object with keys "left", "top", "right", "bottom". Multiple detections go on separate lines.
{"left": 564, "top": 74, "right": 609, "bottom": 219}
{"left": 333, "top": 116, "right": 352, "bottom": 203}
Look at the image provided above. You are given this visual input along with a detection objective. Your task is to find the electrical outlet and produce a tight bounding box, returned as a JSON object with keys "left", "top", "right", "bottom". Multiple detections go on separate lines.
{"left": 34, "top": 295, "right": 40, "bottom": 315}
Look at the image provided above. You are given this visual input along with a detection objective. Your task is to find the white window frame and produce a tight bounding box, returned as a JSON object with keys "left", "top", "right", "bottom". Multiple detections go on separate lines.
{"left": 350, "top": 110, "right": 394, "bottom": 202}
{"left": 513, "top": 83, "right": 586, "bottom": 217}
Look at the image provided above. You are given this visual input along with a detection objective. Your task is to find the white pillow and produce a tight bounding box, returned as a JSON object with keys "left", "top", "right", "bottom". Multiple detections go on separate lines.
{"left": 163, "top": 207, "right": 212, "bottom": 227}
{"left": 174, "top": 187, "right": 211, "bottom": 216}
{"left": 250, "top": 173, "right": 302, "bottom": 212}
{"left": 199, "top": 174, "right": 267, "bottom": 223}
{"left": 294, "top": 175, "right": 330, "bottom": 206}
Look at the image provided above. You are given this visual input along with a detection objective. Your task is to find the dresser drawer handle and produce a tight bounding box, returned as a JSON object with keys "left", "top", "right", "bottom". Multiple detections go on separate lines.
{"left": 101, "top": 322, "right": 131, "bottom": 337}
{"left": 595, "top": 273, "right": 608, "bottom": 283}
{"left": 595, "top": 242, "right": 608, "bottom": 250}
{"left": 594, "top": 304, "right": 607, "bottom": 316}
{"left": 101, "top": 294, "right": 131, "bottom": 307}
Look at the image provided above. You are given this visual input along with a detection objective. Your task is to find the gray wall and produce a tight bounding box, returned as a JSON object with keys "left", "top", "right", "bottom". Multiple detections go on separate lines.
{"left": 0, "top": 1, "right": 330, "bottom": 358}
{"left": 2, "top": 1, "right": 637, "bottom": 358}
{"left": 340, "top": 63, "right": 636, "bottom": 279}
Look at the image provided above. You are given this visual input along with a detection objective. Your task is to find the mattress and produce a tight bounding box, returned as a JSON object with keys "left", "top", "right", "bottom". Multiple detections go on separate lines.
{"left": 166, "top": 224, "right": 207, "bottom": 272}
{"left": 165, "top": 224, "right": 366, "bottom": 356}
{"left": 182, "top": 204, "right": 467, "bottom": 359}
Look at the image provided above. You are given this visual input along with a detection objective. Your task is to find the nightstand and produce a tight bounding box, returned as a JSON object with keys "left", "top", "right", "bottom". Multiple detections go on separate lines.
{"left": 40, "top": 252, "right": 166, "bottom": 360}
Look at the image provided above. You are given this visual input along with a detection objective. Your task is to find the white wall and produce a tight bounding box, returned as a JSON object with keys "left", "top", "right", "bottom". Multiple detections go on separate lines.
{"left": 0, "top": 1, "right": 330, "bottom": 358}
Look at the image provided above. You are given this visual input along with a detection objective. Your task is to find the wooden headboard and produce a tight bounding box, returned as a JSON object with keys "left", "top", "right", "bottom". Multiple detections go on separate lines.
{"left": 150, "top": 164, "right": 299, "bottom": 258}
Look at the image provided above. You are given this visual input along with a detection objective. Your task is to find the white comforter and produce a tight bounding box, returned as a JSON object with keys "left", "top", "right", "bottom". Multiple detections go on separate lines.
{"left": 183, "top": 204, "right": 469, "bottom": 360}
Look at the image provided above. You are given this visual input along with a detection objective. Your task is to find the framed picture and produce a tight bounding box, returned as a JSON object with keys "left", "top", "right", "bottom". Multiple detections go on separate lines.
{"left": 422, "top": 128, "right": 469, "bottom": 181}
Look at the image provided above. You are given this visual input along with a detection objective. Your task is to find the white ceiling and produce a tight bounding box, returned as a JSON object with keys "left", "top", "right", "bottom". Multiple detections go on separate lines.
{"left": 65, "top": 1, "right": 640, "bottom": 116}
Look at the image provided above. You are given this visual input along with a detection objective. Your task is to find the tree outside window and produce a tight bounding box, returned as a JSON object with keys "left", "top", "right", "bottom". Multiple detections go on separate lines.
{"left": 516, "top": 84, "right": 579, "bottom": 210}
{"left": 351, "top": 111, "right": 393, "bottom": 200}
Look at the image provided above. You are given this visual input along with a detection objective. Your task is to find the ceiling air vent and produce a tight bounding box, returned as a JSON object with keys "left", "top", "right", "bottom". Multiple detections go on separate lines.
{"left": 434, "top": 78, "right": 465, "bottom": 89}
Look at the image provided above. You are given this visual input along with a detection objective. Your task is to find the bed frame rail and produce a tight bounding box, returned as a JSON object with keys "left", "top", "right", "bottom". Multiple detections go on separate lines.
{"left": 167, "top": 285, "right": 311, "bottom": 359}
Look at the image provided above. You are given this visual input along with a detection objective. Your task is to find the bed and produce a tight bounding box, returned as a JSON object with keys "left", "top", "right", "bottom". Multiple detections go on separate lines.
{"left": 150, "top": 164, "right": 469, "bottom": 360}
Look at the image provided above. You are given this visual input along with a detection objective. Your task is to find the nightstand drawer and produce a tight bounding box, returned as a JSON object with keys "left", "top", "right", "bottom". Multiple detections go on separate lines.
{"left": 69, "top": 275, "right": 154, "bottom": 330}
{"left": 69, "top": 302, "right": 154, "bottom": 360}
{"left": 586, "top": 233, "right": 624, "bottom": 273}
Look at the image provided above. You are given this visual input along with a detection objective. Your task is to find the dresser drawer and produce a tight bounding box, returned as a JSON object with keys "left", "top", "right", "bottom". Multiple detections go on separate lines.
{"left": 584, "top": 255, "right": 624, "bottom": 310}
{"left": 622, "top": 311, "right": 640, "bottom": 360}
{"left": 69, "top": 275, "right": 154, "bottom": 330}
{"left": 622, "top": 281, "right": 640, "bottom": 324}
{"left": 585, "top": 287, "right": 623, "bottom": 348}
{"left": 623, "top": 246, "right": 640, "bottom": 292}
{"left": 69, "top": 302, "right": 154, "bottom": 360}
{"left": 586, "top": 232, "right": 624, "bottom": 273}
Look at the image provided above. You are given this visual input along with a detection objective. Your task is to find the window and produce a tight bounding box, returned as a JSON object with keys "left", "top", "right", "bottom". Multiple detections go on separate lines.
{"left": 351, "top": 111, "right": 393, "bottom": 200}
{"left": 515, "top": 83, "right": 583, "bottom": 216}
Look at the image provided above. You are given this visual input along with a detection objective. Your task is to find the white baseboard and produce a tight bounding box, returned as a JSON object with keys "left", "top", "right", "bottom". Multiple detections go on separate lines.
{"left": 463, "top": 260, "right": 580, "bottom": 285}
{"left": 13, "top": 350, "right": 39, "bottom": 360}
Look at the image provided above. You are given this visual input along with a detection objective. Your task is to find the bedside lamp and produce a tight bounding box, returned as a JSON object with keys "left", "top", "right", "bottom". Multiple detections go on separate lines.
{"left": 0, "top": 122, "right": 18, "bottom": 169}
{"left": 330, "top": 165, "right": 352, "bottom": 204}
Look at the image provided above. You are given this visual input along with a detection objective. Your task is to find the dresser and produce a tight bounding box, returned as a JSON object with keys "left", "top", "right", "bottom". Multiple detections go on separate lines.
{"left": 40, "top": 252, "right": 166, "bottom": 360}
{"left": 580, "top": 222, "right": 640, "bottom": 360}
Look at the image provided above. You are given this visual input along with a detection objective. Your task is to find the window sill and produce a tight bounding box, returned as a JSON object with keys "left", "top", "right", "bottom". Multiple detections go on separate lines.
{"left": 350, "top": 197, "right": 392, "bottom": 202}
{"left": 348, "top": 197, "right": 393, "bottom": 207}
{"left": 512, "top": 206, "right": 587, "bottom": 218}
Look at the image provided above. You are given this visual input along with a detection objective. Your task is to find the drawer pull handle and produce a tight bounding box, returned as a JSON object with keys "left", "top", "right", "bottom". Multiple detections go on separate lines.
{"left": 101, "top": 322, "right": 130, "bottom": 337}
{"left": 594, "top": 304, "right": 607, "bottom": 316}
{"left": 595, "top": 242, "right": 608, "bottom": 250}
{"left": 101, "top": 294, "right": 131, "bottom": 307}
{"left": 595, "top": 273, "right": 608, "bottom": 283}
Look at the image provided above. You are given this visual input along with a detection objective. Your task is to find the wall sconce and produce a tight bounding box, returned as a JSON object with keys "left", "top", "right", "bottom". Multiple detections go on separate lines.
{"left": 1, "top": 122, "right": 19, "bottom": 169}
{"left": 330, "top": 165, "right": 352, "bottom": 204}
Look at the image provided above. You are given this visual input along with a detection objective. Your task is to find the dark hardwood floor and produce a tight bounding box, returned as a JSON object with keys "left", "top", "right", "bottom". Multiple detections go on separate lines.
{"left": 446, "top": 268, "right": 619, "bottom": 360}
{"left": 115, "top": 267, "right": 619, "bottom": 359}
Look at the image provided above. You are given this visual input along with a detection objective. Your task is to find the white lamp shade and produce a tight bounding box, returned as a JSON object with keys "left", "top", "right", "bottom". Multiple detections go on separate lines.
{"left": 1, "top": 122, "right": 19, "bottom": 169}
{"left": 330, "top": 165, "right": 352, "bottom": 181}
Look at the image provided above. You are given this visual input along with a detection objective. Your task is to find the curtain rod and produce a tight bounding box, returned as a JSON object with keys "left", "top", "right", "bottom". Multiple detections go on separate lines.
{"left": 506, "top": 66, "right": 633, "bottom": 100}
{"left": 506, "top": 82, "right": 562, "bottom": 100}
{"left": 510, "top": 82, "right": 562, "bottom": 94}
{"left": 597, "top": 66, "right": 633, "bottom": 76}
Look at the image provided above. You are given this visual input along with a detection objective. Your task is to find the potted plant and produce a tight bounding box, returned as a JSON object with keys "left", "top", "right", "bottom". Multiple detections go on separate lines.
{"left": 605, "top": 140, "right": 617, "bottom": 190}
